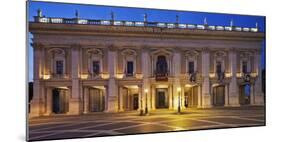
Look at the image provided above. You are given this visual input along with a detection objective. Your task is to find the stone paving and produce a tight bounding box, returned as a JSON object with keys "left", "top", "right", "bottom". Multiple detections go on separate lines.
{"left": 28, "top": 106, "right": 265, "bottom": 141}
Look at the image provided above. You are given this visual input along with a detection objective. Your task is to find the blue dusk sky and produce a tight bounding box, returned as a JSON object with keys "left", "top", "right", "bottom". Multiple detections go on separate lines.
{"left": 28, "top": 1, "right": 265, "bottom": 82}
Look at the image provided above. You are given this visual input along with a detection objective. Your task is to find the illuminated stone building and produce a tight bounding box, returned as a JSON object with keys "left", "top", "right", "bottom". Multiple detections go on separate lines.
{"left": 29, "top": 10, "right": 265, "bottom": 117}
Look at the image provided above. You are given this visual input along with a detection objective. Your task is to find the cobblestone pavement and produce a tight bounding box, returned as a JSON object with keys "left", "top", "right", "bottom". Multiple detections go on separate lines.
{"left": 28, "top": 106, "right": 265, "bottom": 141}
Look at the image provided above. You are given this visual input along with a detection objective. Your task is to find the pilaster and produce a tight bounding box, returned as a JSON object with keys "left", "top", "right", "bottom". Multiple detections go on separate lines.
{"left": 69, "top": 46, "right": 81, "bottom": 115}
{"left": 229, "top": 49, "right": 240, "bottom": 106}
{"left": 106, "top": 47, "right": 118, "bottom": 112}
{"left": 201, "top": 49, "right": 211, "bottom": 108}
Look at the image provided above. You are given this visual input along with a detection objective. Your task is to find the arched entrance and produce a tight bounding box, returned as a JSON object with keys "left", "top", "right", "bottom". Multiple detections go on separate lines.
{"left": 212, "top": 85, "right": 225, "bottom": 106}
{"left": 89, "top": 88, "right": 105, "bottom": 112}
{"left": 239, "top": 84, "right": 251, "bottom": 105}
{"left": 52, "top": 88, "right": 69, "bottom": 114}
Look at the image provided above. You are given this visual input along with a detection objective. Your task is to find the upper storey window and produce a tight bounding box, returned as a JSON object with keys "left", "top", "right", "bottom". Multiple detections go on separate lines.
{"left": 121, "top": 49, "right": 137, "bottom": 77}
{"left": 92, "top": 61, "right": 100, "bottom": 75}
{"left": 48, "top": 48, "right": 66, "bottom": 77}
{"left": 56, "top": 60, "right": 64, "bottom": 75}
{"left": 216, "top": 61, "right": 222, "bottom": 74}
{"left": 188, "top": 61, "right": 195, "bottom": 74}
{"left": 156, "top": 55, "right": 168, "bottom": 74}
{"left": 126, "top": 61, "right": 134, "bottom": 76}
{"left": 87, "top": 48, "right": 103, "bottom": 77}
{"left": 242, "top": 61, "right": 248, "bottom": 74}
{"left": 239, "top": 51, "right": 253, "bottom": 74}
{"left": 185, "top": 50, "right": 199, "bottom": 75}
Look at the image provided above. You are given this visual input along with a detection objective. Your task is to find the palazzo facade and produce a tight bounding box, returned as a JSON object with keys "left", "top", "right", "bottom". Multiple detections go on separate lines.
{"left": 29, "top": 11, "right": 265, "bottom": 117}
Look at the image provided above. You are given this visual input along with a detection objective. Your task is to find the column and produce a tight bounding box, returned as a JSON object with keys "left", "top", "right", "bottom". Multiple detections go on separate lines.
{"left": 30, "top": 46, "right": 42, "bottom": 118}
{"left": 250, "top": 84, "right": 255, "bottom": 105}
{"left": 197, "top": 85, "right": 202, "bottom": 108}
{"left": 229, "top": 49, "right": 240, "bottom": 106}
{"left": 201, "top": 49, "right": 211, "bottom": 108}
{"left": 104, "top": 85, "right": 108, "bottom": 111}
{"left": 172, "top": 49, "right": 182, "bottom": 110}
{"left": 151, "top": 85, "right": 156, "bottom": 110}
{"left": 224, "top": 84, "right": 229, "bottom": 106}
{"left": 69, "top": 46, "right": 81, "bottom": 115}
{"left": 141, "top": 48, "right": 152, "bottom": 110}
{"left": 83, "top": 87, "right": 89, "bottom": 114}
{"left": 168, "top": 85, "right": 173, "bottom": 110}
{"left": 107, "top": 47, "right": 118, "bottom": 112}
{"left": 119, "top": 86, "right": 124, "bottom": 112}
{"left": 45, "top": 87, "right": 52, "bottom": 115}
{"left": 254, "top": 50, "right": 264, "bottom": 105}
{"left": 181, "top": 85, "right": 185, "bottom": 109}
{"left": 138, "top": 85, "right": 143, "bottom": 111}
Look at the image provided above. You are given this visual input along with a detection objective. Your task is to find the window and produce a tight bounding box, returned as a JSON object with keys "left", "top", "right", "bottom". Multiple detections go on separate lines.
{"left": 188, "top": 61, "right": 195, "bottom": 74}
{"left": 56, "top": 60, "right": 63, "bottom": 75}
{"left": 156, "top": 56, "right": 168, "bottom": 74}
{"left": 92, "top": 61, "right": 100, "bottom": 75}
{"left": 242, "top": 61, "right": 248, "bottom": 73}
{"left": 216, "top": 61, "right": 222, "bottom": 74}
{"left": 126, "top": 61, "right": 134, "bottom": 76}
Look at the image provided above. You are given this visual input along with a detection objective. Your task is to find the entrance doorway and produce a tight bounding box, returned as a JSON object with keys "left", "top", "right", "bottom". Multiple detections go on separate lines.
{"left": 213, "top": 85, "right": 225, "bottom": 106}
{"left": 52, "top": 88, "right": 69, "bottom": 114}
{"left": 89, "top": 88, "right": 105, "bottom": 112}
{"left": 156, "top": 88, "right": 168, "bottom": 108}
{"left": 133, "top": 94, "right": 139, "bottom": 110}
{"left": 184, "top": 86, "right": 198, "bottom": 108}
{"left": 239, "top": 84, "right": 251, "bottom": 105}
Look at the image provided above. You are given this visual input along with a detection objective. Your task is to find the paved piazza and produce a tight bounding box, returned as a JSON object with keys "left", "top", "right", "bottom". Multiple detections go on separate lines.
{"left": 29, "top": 106, "right": 265, "bottom": 141}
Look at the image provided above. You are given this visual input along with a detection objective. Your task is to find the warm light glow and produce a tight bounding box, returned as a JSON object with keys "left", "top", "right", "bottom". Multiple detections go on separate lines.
{"left": 185, "top": 84, "right": 193, "bottom": 88}
{"left": 101, "top": 73, "right": 110, "bottom": 79}
{"left": 250, "top": 73, "right": 258, "bottom": 77}
{"left": 80, "top": 74, "right": 88, "bottom": 79}
{"left": 43, "top": 75, "right": 50, "bottom": 80}
{"left": 236, "top": 73, "right": 242, "bottom": 78}
{"left": 209, "top": 73, "right": 215, "bottom": 78}
{"left": 145, "top": 89, "right": 148, "bottom": 93}
{"left": 177, "top": 87, "right": 181, "bottom": 92}
{"left": 115, "top": 73, "right": 124, "bottom": 79}
{"left": 135, "top": 74, "right": 143, "bottom": 79}
{"left": 225, "top": 73, "right": 232, "bottom": 78}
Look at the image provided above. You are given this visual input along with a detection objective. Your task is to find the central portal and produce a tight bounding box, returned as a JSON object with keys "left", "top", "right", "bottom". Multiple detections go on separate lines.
{"left": 156, "top": 88, "right": 168, "bottom": 109}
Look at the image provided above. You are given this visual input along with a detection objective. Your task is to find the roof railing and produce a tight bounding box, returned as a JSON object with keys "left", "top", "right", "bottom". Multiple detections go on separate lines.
{"left": 33, "top": 14, "right": 260, "bottom": 32}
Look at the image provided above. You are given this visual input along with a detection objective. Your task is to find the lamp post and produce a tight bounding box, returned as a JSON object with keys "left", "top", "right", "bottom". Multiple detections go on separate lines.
{"left": 145, "top": 89, "right": 148, "bottom": 115}
{"left": 177, "top": 87, "right": 181, "bottom": 114}
{"left": 140, "top": 88, "right": 144, "bottom": 116}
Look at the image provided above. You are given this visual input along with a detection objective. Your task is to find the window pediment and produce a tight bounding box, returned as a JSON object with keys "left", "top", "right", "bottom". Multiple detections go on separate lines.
{"left": 87, "top": 48, "right": 103, "bottom": 56}
{"left": 214, "top": 51, "right": 226, "bottom": 57}
{"left": 121, "top": 49, "right": 137, "bottom": 56}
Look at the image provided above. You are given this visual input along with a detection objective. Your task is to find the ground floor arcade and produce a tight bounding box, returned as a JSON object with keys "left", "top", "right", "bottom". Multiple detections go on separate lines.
{"left": 29, "top": 78, "right": 264, "bottom": 117}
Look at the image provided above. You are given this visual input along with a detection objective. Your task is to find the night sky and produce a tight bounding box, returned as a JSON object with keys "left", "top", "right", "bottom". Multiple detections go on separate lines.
{"left": 28, "top": 1, "right": 265, "bottom": 81}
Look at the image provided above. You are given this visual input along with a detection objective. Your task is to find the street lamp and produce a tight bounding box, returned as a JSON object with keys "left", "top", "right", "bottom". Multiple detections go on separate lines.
{"left": 177, "top": 87, "right": 181, "bottom": 114}
{"left": 140, "top": 88, "right": 144, "bottom": 116}
{"left": 145, "top": 89, "right": 148, "bottom": 115}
